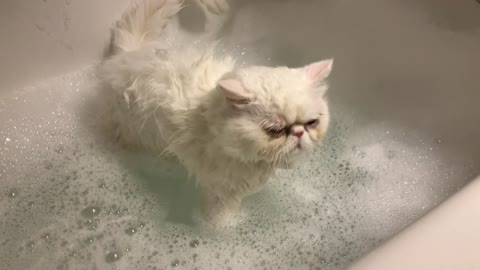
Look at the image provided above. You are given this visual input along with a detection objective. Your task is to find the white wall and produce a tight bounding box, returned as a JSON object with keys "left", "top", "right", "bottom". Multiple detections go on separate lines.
{"left": 0, "top": 0, "right": 129, "bottom": 90}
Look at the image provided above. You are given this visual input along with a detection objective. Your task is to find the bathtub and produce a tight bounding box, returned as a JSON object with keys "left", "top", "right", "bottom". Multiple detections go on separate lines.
{"left": 1, "top": 0, "right": 479, "bottom": 269}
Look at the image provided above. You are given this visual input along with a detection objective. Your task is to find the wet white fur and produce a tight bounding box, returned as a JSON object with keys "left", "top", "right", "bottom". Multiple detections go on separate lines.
{"left": 99, "top": 0, "right": 332, "bottom": 223}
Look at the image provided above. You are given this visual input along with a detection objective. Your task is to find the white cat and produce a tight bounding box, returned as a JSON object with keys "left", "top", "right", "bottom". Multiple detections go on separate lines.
{"left": 99, "top": 0, "right": 333, "bottom": 224}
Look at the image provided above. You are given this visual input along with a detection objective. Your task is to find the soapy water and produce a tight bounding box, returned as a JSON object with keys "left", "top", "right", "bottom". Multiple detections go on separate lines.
{"left": 0, "top": 67, "right": 476, "bottom": 270}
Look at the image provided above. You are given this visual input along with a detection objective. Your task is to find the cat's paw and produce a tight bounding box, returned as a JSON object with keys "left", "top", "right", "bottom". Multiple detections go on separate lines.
{"left": 199, "top": 205, "right": 243, "bottom": 228}
{"left": 198, "top": 194, "right": 241, "bottom": 227}
{"left": 201, "top": 201, "right": 231, "bottom": 224}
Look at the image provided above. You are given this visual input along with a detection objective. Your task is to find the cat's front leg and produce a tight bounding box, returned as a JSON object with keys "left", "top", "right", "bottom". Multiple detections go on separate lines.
{"left": 199, "top": 185, "right": 243, "bottom": 225}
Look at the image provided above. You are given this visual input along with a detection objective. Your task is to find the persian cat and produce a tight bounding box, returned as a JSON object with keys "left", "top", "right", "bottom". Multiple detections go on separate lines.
{"left": 99, "top": 0, "right": 333, "bottom": 223}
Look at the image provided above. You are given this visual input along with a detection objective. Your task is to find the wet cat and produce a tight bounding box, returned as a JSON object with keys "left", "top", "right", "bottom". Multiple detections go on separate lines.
{"left": 99, "top": 0, "right": 333, "bottom": 224}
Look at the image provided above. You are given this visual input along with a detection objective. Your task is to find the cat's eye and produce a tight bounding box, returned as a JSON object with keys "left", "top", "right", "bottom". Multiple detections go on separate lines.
{"left": 264, "top": 127, "right": 286, "bottom": 138}
{"left": 305, "top": 119, "right": 319, "bottom": 128}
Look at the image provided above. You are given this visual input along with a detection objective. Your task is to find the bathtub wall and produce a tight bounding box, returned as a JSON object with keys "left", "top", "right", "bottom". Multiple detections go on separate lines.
{"left": 0, "top": 0, "right": 129, "bottom": 91}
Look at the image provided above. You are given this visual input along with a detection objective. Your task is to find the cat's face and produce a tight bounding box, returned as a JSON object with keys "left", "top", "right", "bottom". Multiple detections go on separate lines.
{"left": 216, "top": 59, "right": 332, "bottom": 165}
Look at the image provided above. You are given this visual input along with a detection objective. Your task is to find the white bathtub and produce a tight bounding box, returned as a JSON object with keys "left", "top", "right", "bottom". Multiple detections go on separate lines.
{"left": 1, "top": 0, "right": 479, "bottom": 269}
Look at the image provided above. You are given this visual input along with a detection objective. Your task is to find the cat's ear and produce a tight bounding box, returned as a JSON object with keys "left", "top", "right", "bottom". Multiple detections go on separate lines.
{"left": 304, "top": 59, "right": 333, "bottom": 84}
{"left": 218, "top": 79, "right": 253, "bottom": 105}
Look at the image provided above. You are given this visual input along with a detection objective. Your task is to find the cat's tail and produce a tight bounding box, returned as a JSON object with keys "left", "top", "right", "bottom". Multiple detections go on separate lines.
{"left": 111, "top": 0, "right": 182, "bottom": 53}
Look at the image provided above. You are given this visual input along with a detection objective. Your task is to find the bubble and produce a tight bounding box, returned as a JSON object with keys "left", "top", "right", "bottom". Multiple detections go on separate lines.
{"left": 54, "top": 145, "right": 64, "bottom": 154}
{"left": 9, "top": 191, "right": 17, "bottom": 198}
{"left": 44, "top": 162, "right": 53, "bottom": 170}
{"left": 189, "top": 239, "right": 200, "bottom": 248}
{"left": 171, "top": 259, "right": 180, "bottom": 267}
{"left": 125, "top": 227, "right": 137, "bottom": 236}
{"left": 80, "top": 206, "right": 101, "bottom": 219}
{"left": 27, "top": 241, "right": 35, "bottom": 249}
{"left": 105, "top": 251, "right": 122, "bottom": 263}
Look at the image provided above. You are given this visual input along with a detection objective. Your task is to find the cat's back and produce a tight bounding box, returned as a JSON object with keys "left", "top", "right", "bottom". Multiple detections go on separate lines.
{"left": 166, "top": 44, "right": 236, "bottom": 107}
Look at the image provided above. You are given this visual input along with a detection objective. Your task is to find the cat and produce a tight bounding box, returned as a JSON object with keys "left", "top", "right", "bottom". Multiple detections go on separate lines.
{"left": 98, "top": 0, "right": 333, "bottom": 224}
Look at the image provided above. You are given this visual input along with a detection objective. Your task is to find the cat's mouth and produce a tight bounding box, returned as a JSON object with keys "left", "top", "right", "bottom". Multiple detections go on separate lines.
{"left": 291, "top": 140, "right": 313, "bottom": 154}
{"left": 287, "top": 142, "right": 303, "bottom": 155}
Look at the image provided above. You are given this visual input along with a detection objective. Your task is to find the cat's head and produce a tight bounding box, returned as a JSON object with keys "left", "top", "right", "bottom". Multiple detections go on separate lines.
{"left": 214, "top": 59, "right": 333, "bottom": 165}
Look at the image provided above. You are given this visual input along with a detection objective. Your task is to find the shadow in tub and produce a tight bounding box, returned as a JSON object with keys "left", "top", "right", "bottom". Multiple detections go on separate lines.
{"left": 119, "top": 151, "right": 198, "bottom": 226}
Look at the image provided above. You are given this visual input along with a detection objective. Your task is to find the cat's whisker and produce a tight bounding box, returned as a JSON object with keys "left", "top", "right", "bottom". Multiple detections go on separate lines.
{"left": 139, "top": 115, "right": 149, "bottom": 133}
{"left": 266, "top": 151, "right": 276, "bottom": 176}
{"left": 138, "top": 103, "right": 159, "bottom": 133}
{"left": 157, "top": 147, "right": 171, "bottom": 159}
{"left": 151, "top": 104, "right": 164, "bottom": 137}
{"left": 270, "top": 146, "right": 283, "bottom": 174}
{"left": 134, "top": 94, "right": 159, "bottom": 111}
{"left": 263, "top": 147, "right": 279, "bottom": 178}
{"left": 156, "top": 130, "right": 180, "bottom": 159}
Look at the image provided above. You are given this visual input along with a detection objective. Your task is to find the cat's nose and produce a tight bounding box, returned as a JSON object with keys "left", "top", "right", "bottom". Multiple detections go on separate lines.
{"left": 294, "top": 131, "right": 304, "bottom": 138}
{"left": 291, "top": 126, "right": 305, "bottom": 138}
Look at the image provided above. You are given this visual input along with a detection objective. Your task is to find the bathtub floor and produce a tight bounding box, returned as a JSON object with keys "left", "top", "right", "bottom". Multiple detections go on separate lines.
{"left": 0, "top": 66, "right": 475, "bottom": 270}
